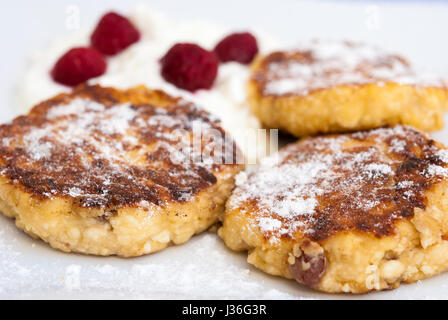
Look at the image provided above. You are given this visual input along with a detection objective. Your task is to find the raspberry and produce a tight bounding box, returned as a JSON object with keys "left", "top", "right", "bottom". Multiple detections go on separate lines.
{"left": 160, "top": 43, "right": 219, "bottom": 92}
{"left": 51, "top": 47, "right": 107, "bottom": 87}
{"left": 91, "top": 12, "right": 141, "bottom": 55}
{"left": 214, "top": 32, "right": 259, "bottom": 64}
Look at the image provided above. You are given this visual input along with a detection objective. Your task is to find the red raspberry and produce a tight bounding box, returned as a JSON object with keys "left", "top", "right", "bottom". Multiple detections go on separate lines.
{"left": 91, "top": 12, "right": 141, "bottom": 55}
{"left": 214, "top": 32, "right": 259, "bottom": 64}
{"left": 160, "top": 43, "right": 219, "bottom": 92}
{"left": 51, "top": 47, "right": 107, "bottom": 87}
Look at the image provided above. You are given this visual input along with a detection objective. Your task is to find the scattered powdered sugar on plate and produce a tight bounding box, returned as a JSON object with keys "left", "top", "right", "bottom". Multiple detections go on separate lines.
{"left": 260, "top": 39, "right": 446, "bottom": 96}
{"left": 228, "top": 125, "right": 448, "bottom": 242}
{"left": 0, "top": 225, "right": 302, "bottom": 299}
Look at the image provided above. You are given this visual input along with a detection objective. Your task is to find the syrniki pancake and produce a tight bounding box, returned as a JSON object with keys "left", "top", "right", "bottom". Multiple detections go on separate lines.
{"left": 0, "top": 85, "right": 243, "bottom": 257}
{"left": 219, "top": 125, "right": 448, "bottom": 293}
{"left": 248, "top": 40, "right": 448, "bottom": 137}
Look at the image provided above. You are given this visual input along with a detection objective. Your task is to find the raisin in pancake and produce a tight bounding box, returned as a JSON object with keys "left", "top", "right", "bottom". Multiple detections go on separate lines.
{"left": 248, "top": 40, "right": 448, "bottom": 137}
{"left": 0, "top": 85, "right": 243, "bottom": 257}
{"left": 219, "top": 125, "right": 448, "bottom": 293}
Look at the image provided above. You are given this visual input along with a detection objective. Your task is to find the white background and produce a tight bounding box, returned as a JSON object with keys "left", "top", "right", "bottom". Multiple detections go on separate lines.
{"left": 1, "top": 0, "right": 448, "bottom": 299}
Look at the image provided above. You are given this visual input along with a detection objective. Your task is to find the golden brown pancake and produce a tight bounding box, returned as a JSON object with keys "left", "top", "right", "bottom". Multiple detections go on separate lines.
{"left": 0, "top": 85, "right": 243, "bottom": 257}
{"left": 248, "top": 40, "right": 448, "bottom": 137}
{"left": 219, "top": 125, "right": 448, "bottom": 293}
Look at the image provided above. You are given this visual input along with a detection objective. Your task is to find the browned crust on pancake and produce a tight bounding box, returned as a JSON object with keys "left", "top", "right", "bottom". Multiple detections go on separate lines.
{"left": 0, "top": 85, "right": 241, "bottom": 210}
{"left": 229, "top": 126, "right": 448, "bottom": 241}
{"left": 251, "top": 42, "right": 444, "bottom": 98}
{"left": 308, "top": 129, "right": 445, "bottom": 240}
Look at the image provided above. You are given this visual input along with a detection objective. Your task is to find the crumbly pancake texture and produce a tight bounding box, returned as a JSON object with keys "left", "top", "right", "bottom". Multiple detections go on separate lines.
{"left": 248, "top": 40, "right": 448, "bottom": 137}
{"left": 0, "top": 85, "right": 243, "bottom": 257}
{"left": 219, "top": 126, "right": 448, "bottom": 293}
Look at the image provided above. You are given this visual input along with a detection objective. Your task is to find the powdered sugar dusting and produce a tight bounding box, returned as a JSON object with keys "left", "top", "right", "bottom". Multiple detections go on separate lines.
{"left": 47, "top": 99, "right": 105, "bottom": 118}
{"left": 260, "top": 40, "right": 446, "bottom": 96}
{"left": 0, "top": 93, "right": 237, "bottom": 208}
{"left": 257, "top": 217, "right": 282, "bottom": 232}
{"left": 229, "top": 125, "right": 448, "bottom": 241}
{"left": 436, "top": 149, "right": 448, "bottom": 163}
{"left": 23, "top": 99, "right": 137, "bottom": 164}
{"left": 424, "top": 164, "right": 448, "bottom": 178}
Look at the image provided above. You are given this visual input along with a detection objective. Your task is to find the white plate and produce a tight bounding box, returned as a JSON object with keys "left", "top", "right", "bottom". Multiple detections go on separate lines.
{"left": 1, "top": 0, "right": 448, "bottom": 299}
